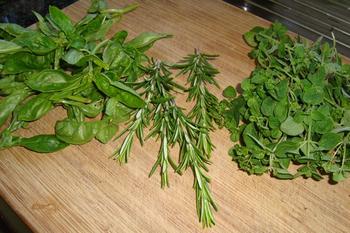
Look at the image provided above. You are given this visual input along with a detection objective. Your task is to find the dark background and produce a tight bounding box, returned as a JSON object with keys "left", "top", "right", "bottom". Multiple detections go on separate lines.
{"left": 224, "top": 0, "right": 350, "bottom": 57}
{"left": 0, "top": 0, "right": 77, "bottom": 27}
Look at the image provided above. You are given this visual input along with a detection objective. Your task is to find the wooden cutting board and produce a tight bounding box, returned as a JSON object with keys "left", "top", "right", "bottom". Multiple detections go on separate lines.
{"left": 0, "top": 0, "right": 349, "bottom": 232}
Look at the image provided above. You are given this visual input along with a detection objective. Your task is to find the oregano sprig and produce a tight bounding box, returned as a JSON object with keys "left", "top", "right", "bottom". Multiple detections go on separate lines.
{"left": 221, "top": 22, "right": 350, "bottom": 182}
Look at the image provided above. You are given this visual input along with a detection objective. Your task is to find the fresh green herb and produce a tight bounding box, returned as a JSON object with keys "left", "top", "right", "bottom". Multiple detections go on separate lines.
{"left": 221, "top": 22, "right": 350, "bottom": 182}
{"left": 113, "top": 56, "right": 220, "bottom": 227}
{"left": 0, "top": 0, "right": 221, "bottom": 228}
{"left": 173, "top": 50, "right": 221, "bottom": 158}
{"left": 0, "top": 0, "right": 170, "bottom": 152}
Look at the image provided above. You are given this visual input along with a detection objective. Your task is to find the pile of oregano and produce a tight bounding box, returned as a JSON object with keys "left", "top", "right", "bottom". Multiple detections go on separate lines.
{"left": 0, "top": 0, "right": 221, "bottom": 227}
{"left": 221, "top": 22, "right": 350, "bottom": 182}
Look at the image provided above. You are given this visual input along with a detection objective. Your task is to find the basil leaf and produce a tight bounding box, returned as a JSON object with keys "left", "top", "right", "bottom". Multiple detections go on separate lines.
{"left": 105, "top": 97, "right": 132, "bottom": 123}
{"left": 17, "top": 95, "right": 53, "bottom": 121}
{"left": 13, "top": 31, "right": 57, "bottom": 55}
{"left": 2, "top": 52, "right": 52, "bottom": 74}
{"left": 95, "top": 118, "right": 118, "bottom": 144}
{"left": 18, "top": 135, "right": 68, "bottom": 153}
{"left": 49, "top": 6, "right": 75, "bottom": 36}
{"left": 55, "top": 119, "right": 98, "bottom": 145}
{"left": 25, "top": 69, "right": 79, "bottom": 92}
{"left": 0, "top": 40, "right": 22, "bottom": 54}
{"left": 0, "top": 23, "right": 30, "bottom": 37}
{"left": 62, "top": 48, "right": 85, "bottom": 65}
{"left": 126, "top": 32, "right": 171, "bottom": 52}
{"left": 0, "top": 90, "right": 30, "bottom": 127}
{"left": 94, "top": 73, "right": 145, "bottom": 108}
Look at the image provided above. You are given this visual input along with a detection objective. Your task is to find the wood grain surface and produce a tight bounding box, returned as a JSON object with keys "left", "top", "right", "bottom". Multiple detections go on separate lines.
{"left": 1, "top": 0, "right": 349, "bottom": 232}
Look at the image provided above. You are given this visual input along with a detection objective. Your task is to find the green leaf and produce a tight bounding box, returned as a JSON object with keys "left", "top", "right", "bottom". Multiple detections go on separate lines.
{"left": 280, "top": 116, "right": 304, "bottom": 136}
{"left": 76, "top": 54, "right": 109, "bottom": 70}
{"left": 243, "top": 26, "right": 264, "bottom": 47}
{"left": 95, "top": 119, "right": 118, "bottom": 144}
{"left": 332, "top": 171, "right": 348, "bottom": 182}
{"left": 341, "top": 110, "right": 350, "bottom": 127}
{"left": 80, "top": 15, "right": 114, "bottom": 42}
{"left": 261, "top": 96, "right": 276, "bottom": 116}
{"left": 18, "top": 135, "right": 68, "bottom": 153}
{"left": 308, "top": 66, "right": 326, "bottom": 86}
{"left": 275, "top": 140, "right": 300, "bottom": 158}
{"left": 0, "top": 23, "right": 30, "bottom": 37}
{"left": 49, "top": 6, "right": 75, "bottom": 36}
{"left": 276, "top": 79, "right": 288, "bottom": 99}
{"left": 55, "top": 119, "right": 98, "bottom": 145}
{"left": 274, "top": 100, "right": 288, "bottom": 122}
{"left": 13, "top": 31, "right": 57, "bottom": 55}
{"left": 2, "top": 52, "right": 52, "bottom": 74}
{"left": 268, "top": 116, "right": 280, "bottom": 129}
{"left": 17, "top": 95, "right": 53, "bottom": 121}
{"left": 222, "top": 86, "right": 236, "bottom": 98}
{"left": 273, "top": 168, "right": 294, "bottom": 179}
{"left": 102, "top": 40, "right": 123, "bottom": 66}
{"left": 313, "top": 119, "right": 333, "bottom": 134}
{"left": 0, "top": 90, "right": 30, "bottom": 127}
{"left": 33, "top": 11, "right": 54, "bottom": 36}
{"left": 94, "top": 73, "right": 145, "bottom": 108}
{"left": 105, "top": 97, "right": 132, "bottom": 123}
{"left": 252, "top": 166, "right": 268, "bottom": 174}
{"left": 111, "top": 30, "right": 128, "bottom": 44}
{"left": 88, "top": 0, "right": 108, "bottom": 13}
{"left": 303, "top": 86, "right": 324, "bottom": 105}
{"left": 0, "top": 40, "right": 22, "bottom": 54}
{"left": 318, "top": 132, "right": 342, "bottom": 150}
{"left": 279, "top": 158, "right": 291, "bottom": 169}
{"left": 126, "top": 32, "right": 172, "bottom": 51}
{"left": 63, "top": 49, "right": 85, "bottom": 65}
{"left": 25, "top": 69, "right": 79, "bottom": 92}
{"left": 78, "top": 100, "right": 104, "bottom": 118}
{"left": 242, "top": 123, "right": 260, "bottom": 149}
{"left": 272, "top": 22, "right": 288, "bottom": 37}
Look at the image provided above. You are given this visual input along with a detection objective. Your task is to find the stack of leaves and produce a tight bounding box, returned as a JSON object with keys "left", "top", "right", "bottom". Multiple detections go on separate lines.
{"left": 114, "top": 51, "right": 221, "bottom": 227}
{"left": 220, "top": 22, "right": 350, "bottom": 182}
{"left": 0, "top": 1, "right": 170, "bottom": 152}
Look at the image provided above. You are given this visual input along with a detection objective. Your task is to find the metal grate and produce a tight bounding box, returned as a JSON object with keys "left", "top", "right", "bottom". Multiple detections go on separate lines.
{"left": 224, "top": 0, "right": 350, "bottom": 57}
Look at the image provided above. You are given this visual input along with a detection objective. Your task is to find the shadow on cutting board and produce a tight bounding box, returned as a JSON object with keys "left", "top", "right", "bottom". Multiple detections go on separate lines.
{"left": 0, "top": 197, "right": 32, "bottom": 233}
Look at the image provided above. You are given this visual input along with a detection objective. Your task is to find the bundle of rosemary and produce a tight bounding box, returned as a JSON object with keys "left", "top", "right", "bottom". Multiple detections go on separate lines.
{"left": 114, "top": 51, "right": 221, "bottom": 227}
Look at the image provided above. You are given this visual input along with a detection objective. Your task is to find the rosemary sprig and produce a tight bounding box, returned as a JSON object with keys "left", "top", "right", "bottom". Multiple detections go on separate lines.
{"left": 145, "top": 61, "right": 179, "bottom": 188}
{"left": 174, "top": 50, "right": 220, "bottom": 158}
{"left": 112, "top": 79, "right": 152, "bottom": 163}
{"left": 112, "top": 107, "right": 149, "bottom": 163}
{"left": 147, "top": 61, "right": 218, "bottom": 227}
{"left": 172, "top": 105, "right": 218, "bottom": 227}
{"left": 114, "top": 58, "right": 218, "bottom": 227}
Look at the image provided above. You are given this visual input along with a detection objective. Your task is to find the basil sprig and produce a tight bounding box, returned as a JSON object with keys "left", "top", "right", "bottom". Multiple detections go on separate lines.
{"left": 0, "top": 0, "right": 170, "bottom": 152}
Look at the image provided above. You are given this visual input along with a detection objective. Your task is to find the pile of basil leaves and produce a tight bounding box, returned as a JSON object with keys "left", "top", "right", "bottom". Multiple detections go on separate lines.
{"left": 0, "top": 1, "right": 170, "bottom": 152}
